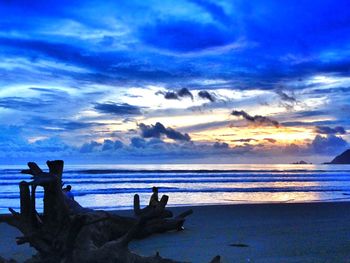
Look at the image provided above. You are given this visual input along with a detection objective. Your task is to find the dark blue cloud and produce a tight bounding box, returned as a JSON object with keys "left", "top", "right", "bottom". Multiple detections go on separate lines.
{"left": 275, "top": 90, "right": 296, "bottom": 103}
{"left": 156, "top": 90, "right": 178, "bottom": 100}
{"left": 80, "top": 141, "right": 102, "bottom": 153}
{"left": 294, "top": 110, "right": 327, "bottom": 118}
{"left": 139, "top": 19, "right": 236, "bottom": 53}
{"left": 102, "top": 139, "right": 124, "bottom": 151}
{"left": 198, "top": 90, "right": 216, "bottom": 102}
{"left": 213, "top": 142, "right": 229, "bottom": 149}
{"left": 310, "top": 135, "right": 348, "bottom": 154}
{"left": 0, "top": 97, "right": 53, "bottom": 111}
{"left": 94, "top": 102, "right": 142, "bottom": 115}
{"left": 232, "top": 138, "right": 257, "bottom": 143}
{"left": 231, "top": 110, "right": 280, "bottom": 127}
{"left": 156, "top": 88, "right": 194, "bottom": 100}
{"left": 0, "top": 37, "right": 129, "bottom": 72}
{"left": 130, "top": 137, "right": 147, "bottom": 148}
{"left": 22, "top": 115, "right": 106, "bottom": 132}
{"left": 139, "top": 122, "right": 191, "bottom": 141}
{"left": 282, "top": 120, "right": 345, "bottom": 127}
{"left": 0, "top": 38, "right": 187, "bottom": 87}
{"left": 315, "top": 126, "right": 346, "bottom": 135}
{"left": 306, "top": 87, "right": 350, "bottom": 95}
{"left": 178, "top": 88, "right": 194, "bottom": 100}
{"left": 61, "top": 121, "right": 105, "bottom": 130}
{"left": 0, "top": 88, "right": 74, "bottom": 113}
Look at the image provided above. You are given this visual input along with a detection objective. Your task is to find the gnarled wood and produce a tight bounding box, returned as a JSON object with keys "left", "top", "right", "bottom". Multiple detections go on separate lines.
{"left": 3, "top": 160, "right": 218, "bottom": 263}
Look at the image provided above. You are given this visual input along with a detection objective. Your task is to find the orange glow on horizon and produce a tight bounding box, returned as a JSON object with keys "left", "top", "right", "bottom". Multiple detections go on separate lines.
{"left": 190, "top": 125, "right": 316, "bottom": 147}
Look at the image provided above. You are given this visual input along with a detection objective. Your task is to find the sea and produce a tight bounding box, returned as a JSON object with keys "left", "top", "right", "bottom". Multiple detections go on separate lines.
{"left": 1, "top": 163, "right": 350, "bottom": 214}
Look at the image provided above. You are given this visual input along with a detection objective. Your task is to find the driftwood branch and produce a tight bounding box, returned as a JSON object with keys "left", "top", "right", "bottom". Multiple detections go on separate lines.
{"left": 3, "top": 160, "right": 218, "bottom": 263}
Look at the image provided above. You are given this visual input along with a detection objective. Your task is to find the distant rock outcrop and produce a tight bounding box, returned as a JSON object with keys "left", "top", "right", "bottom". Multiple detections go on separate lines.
{"left": 291, "top": 160, "right": 311, "bottom": 164}
{"left": 329, "top": 149, "right": 350, "bottom": 164}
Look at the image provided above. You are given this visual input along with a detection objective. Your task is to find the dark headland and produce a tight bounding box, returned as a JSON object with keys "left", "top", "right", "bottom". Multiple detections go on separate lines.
{"left": 327, "top": 149, "right": 350, "bottom": 164}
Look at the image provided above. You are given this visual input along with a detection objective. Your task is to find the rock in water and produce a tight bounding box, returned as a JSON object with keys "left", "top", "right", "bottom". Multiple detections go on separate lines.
{"left": 291, "top": 160, "right": 310, "bottom": 164}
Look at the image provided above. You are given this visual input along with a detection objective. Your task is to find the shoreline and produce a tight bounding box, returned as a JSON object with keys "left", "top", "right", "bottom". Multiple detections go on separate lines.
{"left": 2, "top": 163, "right": 350, "bottom": 216}
{"left": 2, "top": 201, "right": 350, "bottom": 262}
{"left": 2, "top": 198, "right": 350, "bottom": 217}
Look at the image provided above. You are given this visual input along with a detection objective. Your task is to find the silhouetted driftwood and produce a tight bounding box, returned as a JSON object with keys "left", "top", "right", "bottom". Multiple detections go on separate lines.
{"left": 0, "top": 256, "right": 16, "bottom": 263}
{"left": 3, "top": 160, "right": 217, "bottom": 263}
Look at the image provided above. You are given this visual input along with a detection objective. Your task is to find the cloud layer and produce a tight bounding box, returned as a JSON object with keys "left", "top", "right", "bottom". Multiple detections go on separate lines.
{"left": 231, "top": 110, "right": 280, "bottom": 127}
{"left": 139, "top": 122, "right": 191, "bottom": 141}
{"left": 0, "top": 1, "right": 349, "bottom": 163}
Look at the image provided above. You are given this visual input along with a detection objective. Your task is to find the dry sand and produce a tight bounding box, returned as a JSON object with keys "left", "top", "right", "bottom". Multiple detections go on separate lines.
{"left": 1, "top": 202, "right": 350, "bottom": 262}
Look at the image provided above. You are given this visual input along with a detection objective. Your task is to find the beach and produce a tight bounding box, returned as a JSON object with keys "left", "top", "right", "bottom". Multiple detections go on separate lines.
{"left": 1, "top": 202, "right": 350, "bottom": 262}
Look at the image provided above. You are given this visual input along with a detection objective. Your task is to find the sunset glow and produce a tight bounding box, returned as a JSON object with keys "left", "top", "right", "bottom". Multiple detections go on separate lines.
{"left": 0, "top": 0, "right": 349, "bottom": 164}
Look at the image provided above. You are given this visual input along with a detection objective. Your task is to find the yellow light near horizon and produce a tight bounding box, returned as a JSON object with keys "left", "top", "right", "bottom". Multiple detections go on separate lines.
{"left": 144, "top": 111, "right": 230, "bottom": 129}
{"left": 190, "top": 125, "right": 315, "bottom": 146}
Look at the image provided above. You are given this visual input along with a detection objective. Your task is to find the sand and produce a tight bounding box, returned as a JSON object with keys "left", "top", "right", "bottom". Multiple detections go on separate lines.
{"left": 1, "top": 202, "right": 350, "bottom": 262}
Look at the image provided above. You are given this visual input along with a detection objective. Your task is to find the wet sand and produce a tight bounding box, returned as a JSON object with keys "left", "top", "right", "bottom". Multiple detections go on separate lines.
{"left": 1, "top": 202, "right": 350, "bottom": 262}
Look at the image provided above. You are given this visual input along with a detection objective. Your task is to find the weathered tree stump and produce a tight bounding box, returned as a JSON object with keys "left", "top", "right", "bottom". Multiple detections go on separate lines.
{"left": 2, "top": 160, "right": 218, "bottom": 263}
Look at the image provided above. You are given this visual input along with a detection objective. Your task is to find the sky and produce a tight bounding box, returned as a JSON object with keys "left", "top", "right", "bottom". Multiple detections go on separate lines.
{"left": 0, "top": 0, "right": 350, "bottom": 164}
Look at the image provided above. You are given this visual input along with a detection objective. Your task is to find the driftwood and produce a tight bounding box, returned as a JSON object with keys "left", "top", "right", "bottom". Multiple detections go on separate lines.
{"left": 0, "top": 256, "right": 17, "bottom": 263}
{"left": 2, "top": 160, "right": 219, "bottom": 263}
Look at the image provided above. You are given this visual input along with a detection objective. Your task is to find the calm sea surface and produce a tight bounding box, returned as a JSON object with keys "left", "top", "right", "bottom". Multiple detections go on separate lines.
{"left": 1, "top": 164, "right": 350, "bottom": 214}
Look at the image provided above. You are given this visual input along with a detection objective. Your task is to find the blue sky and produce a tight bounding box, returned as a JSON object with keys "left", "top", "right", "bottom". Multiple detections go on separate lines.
{"left": 0, "top": 0, "right": 350, "bottom": 164}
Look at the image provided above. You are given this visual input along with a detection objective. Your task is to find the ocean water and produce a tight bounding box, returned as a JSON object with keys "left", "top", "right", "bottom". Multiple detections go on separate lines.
{"left": 1, "top": 163, "right": 350, "bottom": 214}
